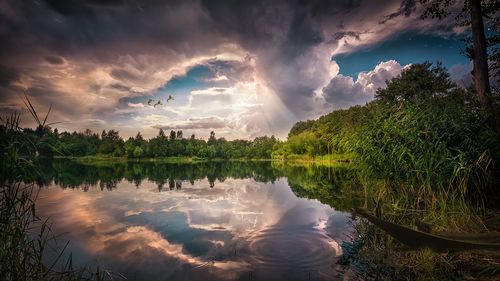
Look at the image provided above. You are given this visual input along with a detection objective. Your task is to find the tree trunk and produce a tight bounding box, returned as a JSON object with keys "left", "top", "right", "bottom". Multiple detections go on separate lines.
{"left": 469, "top": 0, "right": 498, "bottom": 132}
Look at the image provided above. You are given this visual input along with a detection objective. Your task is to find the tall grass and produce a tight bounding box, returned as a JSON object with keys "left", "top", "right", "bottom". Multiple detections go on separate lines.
{"left": 340, "top": 100, "right": 496, "bottom": 229}
{"left": 325, "top": 63, "right": 500, "bottom": 280}
{"left": 0, "top": 99, "right": 123, "bottom": 280}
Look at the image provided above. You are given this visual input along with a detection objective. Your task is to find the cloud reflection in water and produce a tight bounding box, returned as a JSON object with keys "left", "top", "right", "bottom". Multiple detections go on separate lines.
{"left": 37, "top": 177, "right": 350, "bottom": 280}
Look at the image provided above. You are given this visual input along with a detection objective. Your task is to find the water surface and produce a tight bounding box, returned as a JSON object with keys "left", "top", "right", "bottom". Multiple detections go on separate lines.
{"left": 35, "top": 160, "right": 358, "bottom": 280}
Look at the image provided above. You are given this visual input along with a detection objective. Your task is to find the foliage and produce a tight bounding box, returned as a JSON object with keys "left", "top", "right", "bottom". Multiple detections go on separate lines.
{"left": 0, "top": 103, "right": 120, "bottom": 280}
{"left": 374, "top": 61, "right": 454, "bottom": 104}
{"left": 282, "top": 62, "right": 499, "bottom": 212}
{"left": 16, "top": 126, "right": 280, "bottom": 160}
{"left": 278, "top": 61, "right": 500, "bottom": 281}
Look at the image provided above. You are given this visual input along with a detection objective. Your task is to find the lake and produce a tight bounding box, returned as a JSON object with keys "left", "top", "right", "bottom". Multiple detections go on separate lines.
{"left": 34, "top": 159, "right": 364, "bottom": 281}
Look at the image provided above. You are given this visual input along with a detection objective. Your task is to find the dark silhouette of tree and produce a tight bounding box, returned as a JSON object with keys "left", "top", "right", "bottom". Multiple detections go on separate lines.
{"left": 107, "top": 130, "right": 121, "bottom": 141}
{"left": 417, "top": 0, "right": 499, "bottom": 131}
{"left": 208, "top": 131, "right": 217, "bottom": 146}
{"left": 158, "top": 128, "right": 166, "bottom": 138}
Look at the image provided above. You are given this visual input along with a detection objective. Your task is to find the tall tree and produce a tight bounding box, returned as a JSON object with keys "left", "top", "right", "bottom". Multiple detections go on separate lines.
{"left": 469, "top": 0, "right": 494, "bottom": 117}
{"left": 419, "top": 0, "right": 499, "bottom": 131}
{"left": 375, "top": 62, "right": 454, "bottom": 104}
{"left": 158, "top": 128, "right": 166, "bottom": 138}
{"left": 208, "top": 131, "right": 217, "bottom": 146}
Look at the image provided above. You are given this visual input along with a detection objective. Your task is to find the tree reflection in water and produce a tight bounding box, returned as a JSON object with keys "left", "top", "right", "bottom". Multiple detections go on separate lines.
{"left": 33, "top": 159, "right": 383, "bottom": 280}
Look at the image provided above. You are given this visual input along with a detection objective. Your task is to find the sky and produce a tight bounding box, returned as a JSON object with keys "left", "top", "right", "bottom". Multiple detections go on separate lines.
{"left": 0, "top": 0, "right": 477, "bottom": 140}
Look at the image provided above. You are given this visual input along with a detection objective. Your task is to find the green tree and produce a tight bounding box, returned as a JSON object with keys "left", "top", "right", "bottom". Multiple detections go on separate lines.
{"left": 288, "top": 120, "right": 315, "bottom": 138}
{"left": 375, "top": 62, "right": 454, "bottom": 104}
{"left": 206, "top": 145, "right": 217, "bottom": 158}
{"left": 124, "top": 138, "right": 135, "bottom": 158}
{"left": 208, "top": 131, "right": 217, "bottom": 146}
{"left": 133, "top": 146, "right": 144, "bottom": 158}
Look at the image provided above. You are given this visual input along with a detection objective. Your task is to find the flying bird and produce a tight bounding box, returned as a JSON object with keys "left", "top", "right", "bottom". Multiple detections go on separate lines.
{"left": 154, "top": 100, "right": 161, "bottom": 107}
{"left": 147, "top": 98, "right": 153, "bottom": 105}
{"left": 166, "top": 95, "right": 174, "bottom": 103}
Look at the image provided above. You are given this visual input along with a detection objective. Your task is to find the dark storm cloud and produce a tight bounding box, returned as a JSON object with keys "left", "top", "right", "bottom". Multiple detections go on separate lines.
{"left": 333, "top": 31, "right": 360, "bottom": 41}
{"left": 205, "top": 59, "right": 255, "bottom": 83}
{"left": 0, "top": 0, "right": 451, "bottom": 75}
{"left": 45, "top": 0, "right": 125, "bottom": 14}
{"left": 379, "top": 0, "right": 417, "bottom": 24}
{"left": 44, "top": 0, "right": 97, "bottom": 16}
{"left": 45, "top": 56, "right": 65, "bottom": 65}
{"left": 0, "top": 0, "right": 217, "bottom": 64}
{"left": 0, "top": 0, "right": 458, "bottom": 137}
{"left": 198, "top": 0, "right": 363, "bottom": 115}
{"left": 281, "top": 6, "right": 323, "bottom": 59}
{"left": 0, "top": 64, "right": 19, "bottom": 87}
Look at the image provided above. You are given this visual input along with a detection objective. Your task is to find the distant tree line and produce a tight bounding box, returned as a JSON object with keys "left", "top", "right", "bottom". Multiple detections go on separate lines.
{"left": 3, "top": 62, "right": 498, "bottom": 208}
{"left": 17, "top": 126, "right": 279, "bottom": 160}
{"left": 7, "top": 62, "right": 499, "bottom": 170}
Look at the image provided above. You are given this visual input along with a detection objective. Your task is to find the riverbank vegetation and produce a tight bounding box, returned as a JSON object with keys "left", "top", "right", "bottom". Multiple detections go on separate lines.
{"left": 8, "top": 61, "right": 500, "bottom": 229}
{"left": 0, "top": 107, "right": 121, "bottom": 280}
{"left": 280, "top": 62, "right": 500, "bottom": 279}
{"left": 3, "top": 61, "right": 500, "bottom": 279}
{"left": 283, "top": 62, "right": 499, "bottom": 213}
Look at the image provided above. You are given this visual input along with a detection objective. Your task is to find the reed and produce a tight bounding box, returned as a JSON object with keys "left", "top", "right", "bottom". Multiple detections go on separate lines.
{"left": 0, "top": 96, "right": 122, "bottom": 281}
{"left": 338, "top": 98, "right": 499, "bottom": 280}
{"left": 343, "top": 101, "right": 496, "bottom": 229}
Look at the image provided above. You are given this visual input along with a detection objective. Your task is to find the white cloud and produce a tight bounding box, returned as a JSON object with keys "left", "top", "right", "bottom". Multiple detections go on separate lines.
{"left": 328, "top": 1, "right": 461, "bottom": 57}
{"left": 127, "top": 102, "right": 145, "bottom": 108}
{"left": 36, "top": 177, "right": 347, "bottom": 279}
{"left": 1, "top": 0, "right": 467, "bottom": 139}
{"left": 153, "top": 116, "right": 230, "bottom": 131}
{"left": 322, "top": 60, "right": 405, "bottom": 109}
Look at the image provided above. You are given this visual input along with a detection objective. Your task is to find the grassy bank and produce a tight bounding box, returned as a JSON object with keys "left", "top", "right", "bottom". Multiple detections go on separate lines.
{"left": 65, "top": 154, "right": 207, "bottom": 163}
{"left": 3, "top": 62, "right": 499, "bottom": 280}
{"left": 63, "top": 153, "right": 355, "bottom": 164}
{"left": 64, "top": 152, "right": 354, "bottom": 164}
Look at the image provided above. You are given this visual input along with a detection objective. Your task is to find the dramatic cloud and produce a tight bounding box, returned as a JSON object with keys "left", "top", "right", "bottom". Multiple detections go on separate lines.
{"left": 153, "top": 116, "right": 229, "bottom": 131}
{"left": 36, "top": 177, "right": 347, "bottom": 279}
{"left": 127, "top": 102, "right": 145, "bottom": 108}
{"left": 322, "top": 60, "right": 405, "bottom": 108}
{"left": 0, "top": 0, "right": 470, "bottom": 139}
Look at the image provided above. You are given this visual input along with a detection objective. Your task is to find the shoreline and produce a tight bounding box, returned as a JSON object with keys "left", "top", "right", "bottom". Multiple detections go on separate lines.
{"left": 54, "top": 155, "right": 353, "bottom": 164}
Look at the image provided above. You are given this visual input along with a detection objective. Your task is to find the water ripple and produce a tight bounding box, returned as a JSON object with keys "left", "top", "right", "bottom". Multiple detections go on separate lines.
{"left": 248, "top": 227, "right": 341, "bottom": 271}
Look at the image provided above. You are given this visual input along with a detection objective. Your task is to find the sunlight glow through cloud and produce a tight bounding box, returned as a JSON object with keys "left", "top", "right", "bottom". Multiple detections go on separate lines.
{"left": 0, "top": 0, "right": 470, "bottom": 139}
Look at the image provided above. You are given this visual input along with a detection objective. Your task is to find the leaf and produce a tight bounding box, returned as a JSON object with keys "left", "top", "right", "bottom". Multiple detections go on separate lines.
{"left": 41, "top": 104, "right": 52, "bottom": 126}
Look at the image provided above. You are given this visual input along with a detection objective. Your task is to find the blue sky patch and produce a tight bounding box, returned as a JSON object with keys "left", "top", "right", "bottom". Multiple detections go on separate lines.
{"left": 334, "top": 32, "right": 470, "bottom": 80}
